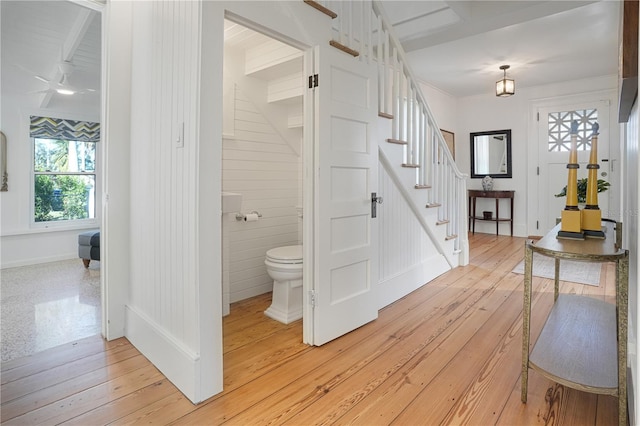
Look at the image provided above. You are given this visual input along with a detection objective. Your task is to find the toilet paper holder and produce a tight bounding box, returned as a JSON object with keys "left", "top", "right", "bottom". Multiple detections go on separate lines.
{"left": 236, "top": 211, "right": 262, "bottom": 221}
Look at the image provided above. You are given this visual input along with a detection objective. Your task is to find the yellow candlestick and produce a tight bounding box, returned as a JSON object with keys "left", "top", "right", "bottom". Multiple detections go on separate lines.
{"left": 585, "top": 123, "right": 599, "bottom": 206}
{"left": 582, "top": 122, "right": 605, "bottom": 238}
{"left": 565, "top": 124, "right": 579, "bottom": 209}
{"left": 558, "top": 120, "right": 583, "bottom": 239}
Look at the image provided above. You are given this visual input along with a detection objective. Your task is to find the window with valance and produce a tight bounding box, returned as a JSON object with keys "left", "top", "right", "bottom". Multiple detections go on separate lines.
{"left": 30, "top": 116, "right": 100, "bottom": 224}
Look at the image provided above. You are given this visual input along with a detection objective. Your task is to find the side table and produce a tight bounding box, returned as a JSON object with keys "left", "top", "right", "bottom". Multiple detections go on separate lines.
{"left": 468, "top": 189, "right": 514, "bottom": 236}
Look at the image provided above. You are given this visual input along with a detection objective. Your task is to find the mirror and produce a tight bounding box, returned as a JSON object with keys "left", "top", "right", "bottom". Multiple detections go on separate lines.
{"left": 470, "top": 129, "right": 512, "bottom": 178}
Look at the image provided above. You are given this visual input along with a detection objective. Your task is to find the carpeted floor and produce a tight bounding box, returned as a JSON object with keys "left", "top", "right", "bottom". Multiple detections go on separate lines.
{"left": 1, "top": 259, "right": 101, "bottom": 362}
{"left": 511, "top": 253, "right": 602, "bottom": 286}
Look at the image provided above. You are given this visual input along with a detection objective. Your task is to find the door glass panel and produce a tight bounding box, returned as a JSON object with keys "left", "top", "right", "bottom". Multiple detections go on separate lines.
{"left": 547, "top": 109, "right": 598, "bottom": 152}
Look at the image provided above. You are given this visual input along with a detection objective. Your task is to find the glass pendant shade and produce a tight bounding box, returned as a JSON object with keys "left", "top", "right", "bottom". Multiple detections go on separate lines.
{"left": 496, "top": 65, "right": 515, "bottom": 97}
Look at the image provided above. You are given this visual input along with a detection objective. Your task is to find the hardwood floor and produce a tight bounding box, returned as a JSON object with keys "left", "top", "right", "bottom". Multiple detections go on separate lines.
{"left": 1, "top": 233, "right": 619, "bottom": 425}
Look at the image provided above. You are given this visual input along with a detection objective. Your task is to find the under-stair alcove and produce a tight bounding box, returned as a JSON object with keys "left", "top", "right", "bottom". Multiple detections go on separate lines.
{"left": 221, "top": 19, "right": 304, "bottom": 323}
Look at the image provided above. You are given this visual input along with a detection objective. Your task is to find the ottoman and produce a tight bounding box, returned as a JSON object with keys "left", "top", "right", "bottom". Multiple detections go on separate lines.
{"left": 78, "top": 229, "right": 100, "bottom": 268}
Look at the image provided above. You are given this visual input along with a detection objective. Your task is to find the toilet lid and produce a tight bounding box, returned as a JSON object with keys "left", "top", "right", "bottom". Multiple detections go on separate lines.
{"left": 266, "top": 245, "right": 303, "bottom": 263}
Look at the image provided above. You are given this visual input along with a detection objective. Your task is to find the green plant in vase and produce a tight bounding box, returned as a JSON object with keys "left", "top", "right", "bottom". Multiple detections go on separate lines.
{"left": 555, "top": 178, "right": 610, "bottom": 204}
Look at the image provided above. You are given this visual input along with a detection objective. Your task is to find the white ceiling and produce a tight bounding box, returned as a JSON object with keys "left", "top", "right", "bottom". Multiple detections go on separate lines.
{"left": 379, "top": 0, "right": 621, "bottom": 97}
{"left": 0, "top": 0, "right": 621, "bottom": 114}
{"left": 1, "top": 1, "right": 101, "bottom": 114}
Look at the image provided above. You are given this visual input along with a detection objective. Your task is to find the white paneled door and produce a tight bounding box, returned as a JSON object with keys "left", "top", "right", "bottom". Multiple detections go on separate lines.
{"left": 310, "top": 44, "right": 379, "bottom": 346}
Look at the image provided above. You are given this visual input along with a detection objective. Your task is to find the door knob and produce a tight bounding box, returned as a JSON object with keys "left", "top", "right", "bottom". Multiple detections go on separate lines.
{"left": 371, "top": 192, "right": 383, "bottom": 218}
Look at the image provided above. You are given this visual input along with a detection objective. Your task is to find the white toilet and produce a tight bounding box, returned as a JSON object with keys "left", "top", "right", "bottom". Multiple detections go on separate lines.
{"left": 264, "top": 245, "right": 303, "bottom": 324}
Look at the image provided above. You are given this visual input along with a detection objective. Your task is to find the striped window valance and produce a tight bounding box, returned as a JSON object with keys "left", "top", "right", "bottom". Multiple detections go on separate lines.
{"left": 30, "top": 116, "right": 100, "bottom": 143}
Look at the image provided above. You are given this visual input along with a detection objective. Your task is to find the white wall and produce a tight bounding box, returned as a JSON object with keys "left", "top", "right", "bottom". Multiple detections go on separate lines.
{"left": 418, "top": 81, "right": 458, "bottom": 149}
{"left": 0, "top": 92, "right": 101, "bottom": 268}
{"left": 126, "top": 0, "right": 215, "bottom": 403}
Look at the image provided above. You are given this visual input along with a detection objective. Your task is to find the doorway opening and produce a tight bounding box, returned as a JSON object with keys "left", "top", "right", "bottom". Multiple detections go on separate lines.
{"left": 0, "top": 0, "right": 104, "bottom": 362}
{"left": 221, "top": 18, "right": 305, "bottom": 352}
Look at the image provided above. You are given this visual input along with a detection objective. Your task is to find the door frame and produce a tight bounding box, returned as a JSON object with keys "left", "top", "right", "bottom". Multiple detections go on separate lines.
{"left": 220, "top": 12, "right": 316, "bottom": 344}
{"left": 526, "top": 89, "right": 619, "bottom": 236}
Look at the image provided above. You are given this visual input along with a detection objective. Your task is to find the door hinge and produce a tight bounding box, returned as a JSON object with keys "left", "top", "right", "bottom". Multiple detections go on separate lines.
{"left": 537, "top": 112, "right": 540, "bottom": 121}
{"left": 309, "top": 290, "right": 317, "bottom": 307}
{"left": 537, "top": 166, "right": 539, "bottom": 175}
{"left": 308, "top": 74, "right": 318, "bottom": 88}
{"left": 536, "top": 220, "right": 539, "bottom": 229}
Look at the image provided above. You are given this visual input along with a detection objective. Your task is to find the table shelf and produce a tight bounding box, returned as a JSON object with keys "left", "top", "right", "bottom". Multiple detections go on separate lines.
{"left": 529, "top": 294, "right": 618, "bottom": 394}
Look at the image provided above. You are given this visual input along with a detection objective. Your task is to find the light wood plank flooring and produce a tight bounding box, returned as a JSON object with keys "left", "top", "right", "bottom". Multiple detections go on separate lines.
{"left": 1, "top": 233, "right": 619, "bottom": 425}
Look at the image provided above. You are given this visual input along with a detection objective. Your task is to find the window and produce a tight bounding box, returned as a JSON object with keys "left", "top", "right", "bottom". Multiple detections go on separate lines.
{"left": 30, "top": 116, "right": 99, "bottom": 224}
{"left": 34, "top": 138, "right": 96, "bottom": 222}
{"left": 547, "top": 108, "right": 598, "bottom": 152}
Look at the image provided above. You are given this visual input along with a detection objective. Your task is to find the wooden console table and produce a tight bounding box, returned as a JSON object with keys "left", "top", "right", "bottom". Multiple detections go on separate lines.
{"left": 521, "top": 220, "right": 629, "bottom": 425}
{"left": 468, "top": 189, "right": 514, "bottom": 236}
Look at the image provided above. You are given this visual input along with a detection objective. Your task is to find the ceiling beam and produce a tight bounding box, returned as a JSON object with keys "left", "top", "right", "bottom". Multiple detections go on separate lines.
{"left": 39, "top": 7, "right": 96, "bottom": 108}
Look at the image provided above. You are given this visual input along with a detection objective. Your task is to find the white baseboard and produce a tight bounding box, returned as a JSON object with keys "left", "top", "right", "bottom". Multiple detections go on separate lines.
{"left": 377, "top": 254, "right": 451, "bottom": 310}
{"left": 1, "top": 252, "right": 77, "bottom": 269}
{"left": 125, "top": 305, "right": 201, "bottom": 403}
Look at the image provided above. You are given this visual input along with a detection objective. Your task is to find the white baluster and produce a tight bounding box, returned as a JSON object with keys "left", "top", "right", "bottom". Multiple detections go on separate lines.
{"left": 392, "top": 47, "right": 398, "bottom": 132}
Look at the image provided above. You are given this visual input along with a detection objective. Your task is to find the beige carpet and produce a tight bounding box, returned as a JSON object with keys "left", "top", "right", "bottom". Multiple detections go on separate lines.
{"left": 512, "top": 253, "right": 601, "bottom": 286}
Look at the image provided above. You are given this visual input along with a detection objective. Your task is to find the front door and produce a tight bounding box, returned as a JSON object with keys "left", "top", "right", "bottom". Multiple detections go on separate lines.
{"left": 536, "top": 100, "right": 612, "bottom": 234}
{"left": 309, "top": 44, "right": 379, "bottom": 345}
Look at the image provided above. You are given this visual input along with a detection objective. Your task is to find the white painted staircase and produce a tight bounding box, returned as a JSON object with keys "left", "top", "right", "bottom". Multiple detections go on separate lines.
{"left": 304, "top": 0, "right": 470, "bottom": 268}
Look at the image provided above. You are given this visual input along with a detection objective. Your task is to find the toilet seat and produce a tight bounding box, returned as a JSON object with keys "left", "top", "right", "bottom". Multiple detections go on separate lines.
{"left": 265, "top": 245, "right": 302, "bottom": 264}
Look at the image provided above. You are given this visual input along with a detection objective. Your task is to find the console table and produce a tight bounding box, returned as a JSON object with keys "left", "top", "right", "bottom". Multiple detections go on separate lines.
{"left": 468, "top": 189, "right": 514, "bottom": 236}
{"left": 521, "top": 220, "right": 629, "bottom": 425}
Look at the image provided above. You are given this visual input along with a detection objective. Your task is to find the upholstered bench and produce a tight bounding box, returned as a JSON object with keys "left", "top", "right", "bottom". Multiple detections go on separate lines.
{"left": 78, "top": 229, "right": 100, "bottom": 268}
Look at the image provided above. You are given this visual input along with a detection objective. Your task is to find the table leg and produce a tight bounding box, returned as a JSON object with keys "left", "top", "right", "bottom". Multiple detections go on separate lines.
{"left": 510, "top": 196, "right": 514, "bottom": 236}
{"left": 468, "top": 196, "right": 471, "bottom": 232}
{"left": 554, "top": 258, "right": 560, "bottom": 302}
{"left": 472, "top": 197, "right": 477, "bottom": 234}
{"left": 521, "top": 242, "right": 533, "bottom": 403}
{"left": 496, "top": 198, "right": 500, "bottom": 235}
{"left": 617, "top": 255, "right": 629, "bottom": 426}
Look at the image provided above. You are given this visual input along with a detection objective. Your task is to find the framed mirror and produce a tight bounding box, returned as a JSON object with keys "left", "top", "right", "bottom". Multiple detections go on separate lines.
{"left": 470, "top": 129, "right": 512, "bottom": 178}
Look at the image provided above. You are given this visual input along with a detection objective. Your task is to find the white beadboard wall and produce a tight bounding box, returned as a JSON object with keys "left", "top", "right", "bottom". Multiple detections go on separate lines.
{"left": 127, "top": 0, "right": 216, "bottom": 403}
{"left": 223, "top": 84, "right": 302, "bottom": 303}
{"left": 377, "top": 156, "right": 451, "bottom": 308}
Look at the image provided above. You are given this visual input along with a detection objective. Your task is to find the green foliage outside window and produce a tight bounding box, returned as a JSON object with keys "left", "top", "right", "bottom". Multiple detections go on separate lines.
{"left": 33, "top": 138, "right": 96, "bottom": 222}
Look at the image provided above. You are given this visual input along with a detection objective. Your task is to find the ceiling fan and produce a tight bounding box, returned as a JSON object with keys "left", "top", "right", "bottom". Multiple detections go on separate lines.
{"left": 30, "top": 61, "right": 97, "bottom": 96}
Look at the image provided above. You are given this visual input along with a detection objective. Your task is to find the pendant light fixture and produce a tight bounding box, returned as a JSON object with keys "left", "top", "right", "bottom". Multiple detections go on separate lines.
{"left": 496, "top": 64, "right": 515, "bottom": 97}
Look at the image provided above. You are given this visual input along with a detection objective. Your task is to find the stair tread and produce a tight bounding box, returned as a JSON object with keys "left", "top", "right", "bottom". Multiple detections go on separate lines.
{"left": 414, "top": 184, "right": 431, "bottom": 189}
{"left": 329, "top": 40, "right": 359, "bottom": 57}
{"left": 303, "top": 0, "right": 337, "bottom": 18}
{"left": 445, "top": 234, "right": 458, "bottom": 241}
{"left": 402, "top": 163, "right": 420, "bottom": 168}
{"left": 387, "top": 138, "right": 407, "bottom": 145}
{"left": 425, "top": 203, "right": 441, "bottom": 208}
{"left": 379, "top": 112, "right": 394, "bottom": 119}
{"left": 436, "top": 220, "right": 450, "bottom": 225}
